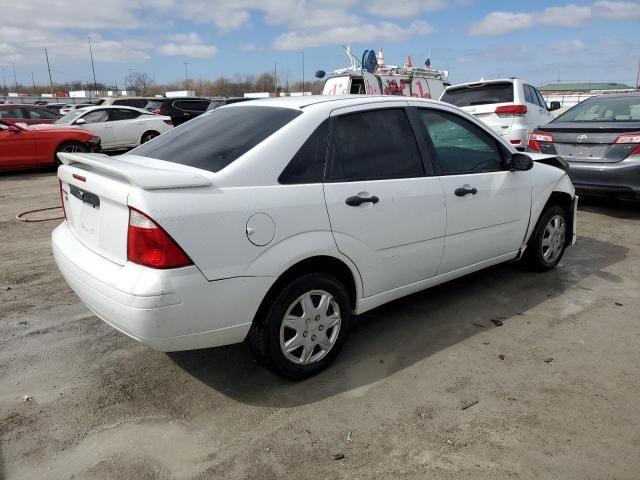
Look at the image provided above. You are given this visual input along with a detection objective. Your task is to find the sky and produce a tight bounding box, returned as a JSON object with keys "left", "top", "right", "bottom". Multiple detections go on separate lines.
{"left": 1, "top": 0, "right": 639, "bottom": 89}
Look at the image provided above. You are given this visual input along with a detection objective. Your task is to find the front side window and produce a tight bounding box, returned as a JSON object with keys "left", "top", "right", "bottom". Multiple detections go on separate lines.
{"left": 130, "top": 106, "right": 301, "bottom": 173}
{"left": 327, "top": 108, "right": 424, "bottom": 182}
{"left": 418, "top": 109, "right": 504, "bottom": 174}
{"left": 82, "top": 110, "right": 109, "bottom": 124}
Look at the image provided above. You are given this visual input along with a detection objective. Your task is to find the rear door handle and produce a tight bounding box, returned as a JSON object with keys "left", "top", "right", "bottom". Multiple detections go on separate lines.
{"left": 454, "top": 185, "right": 478, "bottom": 197}
{"left": 345, "top": 195, "right": 380, "bottom": 206}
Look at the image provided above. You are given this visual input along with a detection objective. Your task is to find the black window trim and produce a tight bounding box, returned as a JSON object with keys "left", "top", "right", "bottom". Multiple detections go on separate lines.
{"left": 416, "top": 106, "right": 511, "bottom": 176}
{"left": 324, "top": 106, "right": 431, "bottom": 183}
{"left": 278, "top": 119, "right": 330, "bottom": 185}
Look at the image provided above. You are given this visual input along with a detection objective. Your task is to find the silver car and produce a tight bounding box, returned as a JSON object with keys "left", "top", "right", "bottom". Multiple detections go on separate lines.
{"left": 527, "top": 93, "right": 640, "bottom": 200}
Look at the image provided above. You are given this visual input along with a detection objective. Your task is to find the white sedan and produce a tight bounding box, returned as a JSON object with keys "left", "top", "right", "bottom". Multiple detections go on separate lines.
{"left": 51, "top": 106, "right": 173, "bottom": 151}
{"left": 52, "top": 96, "right": 577, "bottom": 379}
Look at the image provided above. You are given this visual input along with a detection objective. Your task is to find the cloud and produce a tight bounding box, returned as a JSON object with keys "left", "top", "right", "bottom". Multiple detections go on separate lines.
{"left": 239, "top": 42, "right": 258, "bottom": 52}
{"left": 468, "top": 1, "right": 640, "bottom": 36}
{"left": 157, "top": 33, "right": 218, "bottom": 59}
{"left": 547, "top": 39, "right": 586, "bottom": 53}
{"left": 365, "top": 0, "right": 472, "bottom": 18}
{"left": 273, "top": 19, "right": 433, "bottom": 50}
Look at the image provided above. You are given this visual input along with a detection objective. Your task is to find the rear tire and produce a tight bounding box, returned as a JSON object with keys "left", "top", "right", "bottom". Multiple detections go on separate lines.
{"left": 140, "top": 130, "right": 160, "bottom": 144}
{"left": 55, "top": 141, "right": 88, "bottom": 166}
{"left": 522, "top": 204, "right": 569, "bottom": 271}
{"left": 248, "top": 273, "right": 351, "bottom": 380}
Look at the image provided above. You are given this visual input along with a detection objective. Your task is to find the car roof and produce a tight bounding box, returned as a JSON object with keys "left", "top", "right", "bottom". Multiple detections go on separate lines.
{"left": 77, "top": 105, "right": 150, "bottom": 114}
{"left": 445, "top": 78, "right": 518, "bottom": 90}
{"left": 586, "top": 92, "right": 640, "bottom": 100}
{"left": 0, "top": 103, "right": 46, "bottom": 108}
{"left": 225, "top": 95, "right": 444, "bottom": 112}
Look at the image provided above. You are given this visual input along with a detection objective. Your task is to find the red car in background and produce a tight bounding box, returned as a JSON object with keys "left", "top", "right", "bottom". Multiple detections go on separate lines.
{"left": 0, "top": 104, "right": 60, "bottom": 125}
{"left": 0, "top": 120, "right": 101, "bottom": 172}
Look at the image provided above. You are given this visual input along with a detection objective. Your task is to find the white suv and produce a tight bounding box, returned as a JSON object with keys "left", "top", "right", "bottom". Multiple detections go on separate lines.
{"left": 440, "top": 79, "right": 559, "bottom": 150}
{"left": 52, "top": 96, "right": 576, "bottom": 379}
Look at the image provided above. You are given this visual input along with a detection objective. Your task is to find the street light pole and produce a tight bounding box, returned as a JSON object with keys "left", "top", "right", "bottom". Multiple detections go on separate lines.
{"left": 88, "top": 36, "right": 98, "bottom": 97}
{"left": 44, "top": 48, "right": 54, "bottom": 95}
{"left": 184, "top": 62, "right": 189, "bottom": 92}
{"left": 12, "top": 63, "right": 18, "bottom": 93}
{"left": 301, "top": 51, "right": 305, "bottom": 95}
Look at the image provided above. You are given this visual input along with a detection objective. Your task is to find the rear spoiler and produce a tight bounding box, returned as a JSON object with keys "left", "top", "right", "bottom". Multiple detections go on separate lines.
{"left": 526, "top": 152, "right": 569, "bottom": 172}
{"left": 58, "top": 152, "right": 212, "bottom": 190}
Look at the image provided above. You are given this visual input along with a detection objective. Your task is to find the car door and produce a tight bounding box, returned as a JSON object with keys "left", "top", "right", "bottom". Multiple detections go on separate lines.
{"left": 534, "top": 87, "right": 554, "bottom": 125}
{"left": 76, "top": 109, "right": 115, "bottom": 148}
{"left": 109, "top": 108, "right": 143, "bottom": 147}
{"left": 415, "top": 106, "right": 532, "bottom": 274}
{"left": 524, "top": 84, "right": 546, "bottom": 129}
{"left": 323, "top": 104, "right": 446, "bottom": 297}
{"left": 0, "top": 123, "right": 36, "bottom": 169}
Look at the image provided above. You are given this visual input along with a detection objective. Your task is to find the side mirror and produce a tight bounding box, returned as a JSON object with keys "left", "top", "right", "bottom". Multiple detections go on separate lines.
{"left": 74, "top": 118, "right": 87, "bottom": 125}
{"left": 8, "top": 125, "right": 21, "bottom": 133}
{"left": 549, "top": 101, "right": 561, "bottom": 111}
{"left": 510, "top": 153, "right": 534, "bottom": 171}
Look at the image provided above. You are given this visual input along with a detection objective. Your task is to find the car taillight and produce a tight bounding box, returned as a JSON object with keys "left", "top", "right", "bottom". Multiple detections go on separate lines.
{"left": 495, "top": 105, "right": 528, "bottom": 117}
{"left": 58, "top": 180, "right": 67, "bottom": 220}
{"left": 163, "top": 119, "right": 173, "bottom": 125}
{"left": 127, "top": 208, "right": 192, "bottom": 269}
{"left": 527, "top": 131, "right": 554, "bottom": 152}
{"left": 614, "top": 134, "right": 640, "bottom": 155}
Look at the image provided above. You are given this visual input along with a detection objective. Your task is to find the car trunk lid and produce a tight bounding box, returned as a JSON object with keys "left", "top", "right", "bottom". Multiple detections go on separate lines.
{"left": 57, "top": 152, "right": 211, "bottom": 265}
{"left": 539, "top": 122, "right": 640, "bottom": 163}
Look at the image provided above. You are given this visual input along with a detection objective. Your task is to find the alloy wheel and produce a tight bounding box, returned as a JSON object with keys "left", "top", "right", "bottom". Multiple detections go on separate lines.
{"left": 541, "top": 214, "right": 566, "bottom": 263}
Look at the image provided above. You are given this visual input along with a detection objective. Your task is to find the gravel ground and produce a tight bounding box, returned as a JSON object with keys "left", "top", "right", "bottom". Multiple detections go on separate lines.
{"left": 1, "top": 171, "right": 639, "bottom": 480}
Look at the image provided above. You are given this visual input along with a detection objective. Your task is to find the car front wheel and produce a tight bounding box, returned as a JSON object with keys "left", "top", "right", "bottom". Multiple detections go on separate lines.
{"left": 249, "top": 273, "right": 351, "bottom": 380}
{"left": 55, "top": 141, "right": 88, "bottom": 166}
{"left": 523, "top": 204, "right": 569, "bottom": 271}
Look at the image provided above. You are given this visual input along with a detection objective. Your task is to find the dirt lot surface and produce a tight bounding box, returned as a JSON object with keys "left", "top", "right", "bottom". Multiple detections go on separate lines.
{"left": 1, "top": 171, "right": 639, "bottom": 480}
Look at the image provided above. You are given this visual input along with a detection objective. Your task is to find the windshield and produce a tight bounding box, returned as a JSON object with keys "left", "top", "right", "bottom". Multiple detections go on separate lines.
{"left": 554, "top": 96, "right": 640, "bottom": 122}
{"left": 441, "top": 82, "right": 514, "bottom": 107}
{"left": 55, "top": 111, "right": 85, "bottom": 124}
{"left": 130, "top": 106, "right": 302, "bottom": 172}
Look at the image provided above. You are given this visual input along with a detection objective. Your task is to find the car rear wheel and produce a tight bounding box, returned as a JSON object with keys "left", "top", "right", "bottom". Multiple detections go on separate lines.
{"left": 249, "top": 273, "right": 351, "bottom": 380}
{"left": 522, "top": 204, "right": 569, "bottom": 271}
{"left": 55, "top": 142, "right": 88, "bottom": 166}
{"left": 140, "top": 131, "right": 159, "bottom": 144}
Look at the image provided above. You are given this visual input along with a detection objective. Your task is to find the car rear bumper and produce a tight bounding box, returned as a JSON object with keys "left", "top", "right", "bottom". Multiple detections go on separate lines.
{"left": 566, "top": 155, "right": 640, "bottom": 195}
{"left": 52, "top": 223, "right": 273, "bottom": 351}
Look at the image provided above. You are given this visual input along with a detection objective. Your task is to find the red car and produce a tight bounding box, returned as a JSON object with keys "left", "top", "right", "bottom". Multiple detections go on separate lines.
{"left": 0, "top": 104, "right": 60, "bottom": 125}
{"left": 0, "top": 120, "right": 101, "bottom": 172}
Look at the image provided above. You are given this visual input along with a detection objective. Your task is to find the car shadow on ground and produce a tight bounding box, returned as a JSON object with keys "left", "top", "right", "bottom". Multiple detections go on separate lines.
{"left": 578, "top": 195, "right": 640, "bottom": 221}
{"left": 169, "top": 233, "right": 627, "bottom": 408}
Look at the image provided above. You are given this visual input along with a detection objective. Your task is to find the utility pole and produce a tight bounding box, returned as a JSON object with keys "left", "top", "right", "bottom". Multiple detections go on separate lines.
{"left": 88, "top": 36, "right": 98, "bottom": 98}
{"left": 184, "top": 62, "right": 189, "bottom": 92}
{"left": 301, "top": 51, "right": 305, "bottom": 95}
{"left": 12, "top": 63, "right": 18, "bottom": 93}
{"left": 636, "top": 57, "right": 640, "bottom": 90}
{"left": 44, "top": 48, "right": 54, "bottom": 95}
{"left": 31, "top": 72, "right": 36, "bottom": 94}
{"left": 274, "top": 63, "right": 277, "bottom": 96}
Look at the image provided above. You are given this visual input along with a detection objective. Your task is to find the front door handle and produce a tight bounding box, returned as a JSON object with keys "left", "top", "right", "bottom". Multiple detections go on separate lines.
{"left": 454, "top": 185, "right": 478, "bottom": 197}
{"left": 345, "top": 195, "right": 380, "bottom": 206}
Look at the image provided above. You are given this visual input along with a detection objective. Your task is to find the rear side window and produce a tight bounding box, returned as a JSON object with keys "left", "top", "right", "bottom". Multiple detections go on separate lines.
{"left": 441, "top": 82, "right": 514, "bottom": 107}
{"left": 130, "top": 106, "right": 302, "bottom": 173}
{"left": 109, "top": 109, "right": 141, "bottom": 121}
{"left": 145, "top": 100, "right": 163, "bottom": 110}
{"left": 0, "top": 108, "right": 23, "bottom": 118}
{"left": 24, "top": 108, "right": 57, "bottom": 120}
{"left": 279, "top": 120, "right": 329, "bottom": 184}
{"left": 174, "top": 100, "right": 210, "bottom": 112}
{"left": 327, "top": 108, "right": 424, "bottom": 182}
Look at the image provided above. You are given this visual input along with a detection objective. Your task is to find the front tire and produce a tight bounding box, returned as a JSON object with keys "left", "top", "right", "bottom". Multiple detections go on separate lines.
{"left": 522, "top": 204, "right": 569, "bottom": 271}
{"left": 55, "top": 141, "right": 88, "bottom": 166}
{"left": 249, "top": 273, "right": 351, "bottom": 380}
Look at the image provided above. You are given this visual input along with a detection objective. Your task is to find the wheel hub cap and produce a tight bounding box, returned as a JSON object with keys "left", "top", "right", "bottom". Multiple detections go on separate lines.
{"left": 279, "top": 290, "right": 341, "bottom": 365}
{"left": 541, "top": 214, "right": 566, "bottom": 263}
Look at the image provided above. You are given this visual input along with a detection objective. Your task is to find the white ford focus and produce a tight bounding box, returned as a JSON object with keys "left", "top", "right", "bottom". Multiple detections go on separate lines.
{"left": 52, "top": 96, "right": 577, "bottom": 379}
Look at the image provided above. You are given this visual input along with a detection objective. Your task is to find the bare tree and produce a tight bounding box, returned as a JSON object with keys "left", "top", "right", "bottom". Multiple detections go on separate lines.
{"left": 127, "top": 72, "right": 154, "bottom": 95}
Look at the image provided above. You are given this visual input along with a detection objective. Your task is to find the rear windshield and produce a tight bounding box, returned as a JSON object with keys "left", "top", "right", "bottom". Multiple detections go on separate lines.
{"left": 130, "top": 106, "right": 302, "bottom": 172}
{"left": 554, "top": 96, "right": 640, "bottom": 122}
{"left": 441, "top": 82, "right": 514, "bottom": 107}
